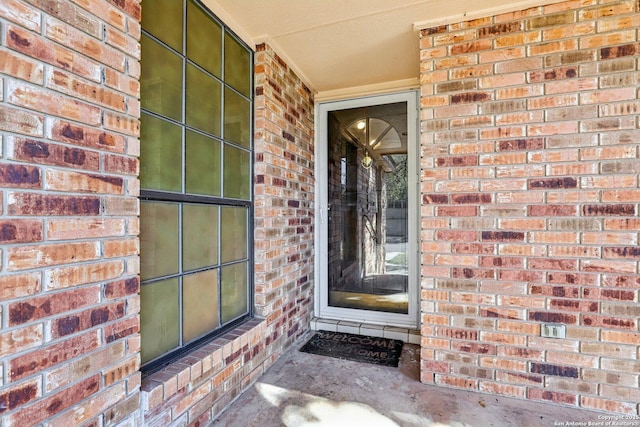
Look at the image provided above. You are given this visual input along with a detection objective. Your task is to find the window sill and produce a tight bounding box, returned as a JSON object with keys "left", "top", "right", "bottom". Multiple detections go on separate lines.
{"left": 140, "top": 317, "right": 266, "bottom": 412}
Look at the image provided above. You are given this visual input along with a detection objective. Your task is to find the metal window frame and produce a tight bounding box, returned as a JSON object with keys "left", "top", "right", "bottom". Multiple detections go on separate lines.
{"left": 139, "top": 0, "right": 255, "bottom": 376}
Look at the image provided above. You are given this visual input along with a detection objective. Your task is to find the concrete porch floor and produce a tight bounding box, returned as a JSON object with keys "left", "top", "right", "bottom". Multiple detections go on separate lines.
{"left": 212, "top": 332, "right": 611, "bottom": 426}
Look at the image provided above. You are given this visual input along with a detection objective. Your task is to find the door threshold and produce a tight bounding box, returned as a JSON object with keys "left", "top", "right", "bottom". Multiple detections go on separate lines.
{"left": 310, "top": 317, "right": 420, "bottom": 345}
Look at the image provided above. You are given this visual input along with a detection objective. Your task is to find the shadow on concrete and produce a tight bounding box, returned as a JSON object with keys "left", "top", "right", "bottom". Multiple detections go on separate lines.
{"left": 212, "top": 333, "right": 609, "bottom": 427}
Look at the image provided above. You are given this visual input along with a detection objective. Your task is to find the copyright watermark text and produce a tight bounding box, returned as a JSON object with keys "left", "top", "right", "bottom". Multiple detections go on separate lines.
{"left": 553, "top": 416, "right": 640, "bottom": 427}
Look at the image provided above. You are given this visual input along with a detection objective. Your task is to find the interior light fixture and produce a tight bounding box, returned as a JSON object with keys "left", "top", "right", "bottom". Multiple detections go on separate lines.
{"left": 361, "top": 152, "right": 373, "bottom": 169}
{"left": 356, "top": 120, "right": 366, "bottom": 130}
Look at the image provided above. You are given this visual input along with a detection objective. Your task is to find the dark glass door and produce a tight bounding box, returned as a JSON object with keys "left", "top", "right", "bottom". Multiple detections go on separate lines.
{"left": 326, "top": 102, "right": 409, "bottom": 314}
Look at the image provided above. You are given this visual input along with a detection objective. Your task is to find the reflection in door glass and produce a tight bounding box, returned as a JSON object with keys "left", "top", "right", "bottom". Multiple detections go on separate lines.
{"left": 327, "top": 102, "right": 408, "bottom": 314}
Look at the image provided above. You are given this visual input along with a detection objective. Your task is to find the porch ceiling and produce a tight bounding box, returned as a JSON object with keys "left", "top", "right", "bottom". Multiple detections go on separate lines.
{"left": 206, "top": 0, "right": 563, "bottom": 98}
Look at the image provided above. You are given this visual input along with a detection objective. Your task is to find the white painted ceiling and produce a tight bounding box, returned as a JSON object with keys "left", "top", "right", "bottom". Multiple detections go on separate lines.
{"left": 207, "top": 0, "right": 561, "bottom": 98}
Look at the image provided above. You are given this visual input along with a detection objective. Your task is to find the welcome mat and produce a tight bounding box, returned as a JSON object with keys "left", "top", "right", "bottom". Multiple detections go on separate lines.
{"left": 299, "top": 331, "right": 404, "bottom": 367}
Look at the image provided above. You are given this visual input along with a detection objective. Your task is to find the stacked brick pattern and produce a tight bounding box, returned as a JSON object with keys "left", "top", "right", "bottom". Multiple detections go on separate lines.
{"left": 419, "top": 0, "right": 639, "bottom": 414}
{"left": 141, "top": 319, "right": 269, "bottom": 426}
{"left": 141, "top": 43, "right": 315, "bottom": 426}
{"left": 0, "top": 0, "right": 142, "bottom": 425}
{"left": 254, "top": 43, "right": 315, "bottom": 337}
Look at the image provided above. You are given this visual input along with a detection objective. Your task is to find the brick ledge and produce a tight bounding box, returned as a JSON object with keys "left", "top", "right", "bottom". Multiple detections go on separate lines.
{"left": 140, "top": 318, "right": 267, "bottom": 412}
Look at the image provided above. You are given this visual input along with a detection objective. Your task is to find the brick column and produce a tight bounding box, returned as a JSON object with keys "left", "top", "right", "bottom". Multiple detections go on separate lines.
{"left": 0, "top": 0, "right": 141, "bottom": 424}
{"left": 254, "top": 43, "right": 315, "bottom": 355}
{"left": 419, "top": 0, "right": 640, "bottom": 415}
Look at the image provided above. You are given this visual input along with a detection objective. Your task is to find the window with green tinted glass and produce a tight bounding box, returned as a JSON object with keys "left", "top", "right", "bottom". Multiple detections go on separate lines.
{"left": 140, "top": 0, "right": 253, "bottom": 372}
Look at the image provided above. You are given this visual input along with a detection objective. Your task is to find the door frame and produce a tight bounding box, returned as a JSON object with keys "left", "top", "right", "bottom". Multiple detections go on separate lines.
{"left": 314, "top": 91, "right": 419, "bottom": 328}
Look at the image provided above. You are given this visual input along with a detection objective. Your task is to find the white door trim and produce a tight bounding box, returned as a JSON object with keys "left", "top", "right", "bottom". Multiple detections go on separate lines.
{"left": 314, "top": 90, "right": 419, "bottom": 328}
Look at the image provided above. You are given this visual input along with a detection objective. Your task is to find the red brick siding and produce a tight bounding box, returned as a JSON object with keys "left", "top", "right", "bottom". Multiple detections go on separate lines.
{"left": 0, "top": 0, "right": 141, "bottom": 425}
{"left": 420, "top": 0, "right": 640, "bottom": 415}
{"left": 140, "top": 43, "right": 315, "bottom": 426}
{"left": 253, "top": 43, "right": 315, "bottom": 344}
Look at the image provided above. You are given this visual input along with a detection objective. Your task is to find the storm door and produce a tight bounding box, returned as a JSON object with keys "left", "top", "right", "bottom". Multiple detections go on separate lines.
{"left": 316, "top": 92, "right": 418, "bottom": 327}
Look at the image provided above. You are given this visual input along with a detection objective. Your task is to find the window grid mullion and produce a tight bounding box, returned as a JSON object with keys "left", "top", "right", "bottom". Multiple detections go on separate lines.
{"left": 217, "top": 205, "right": 222, "bottom": 328}
{"left": 140, "top": 0, "right": 253, "bottom": 375}
{"left": 178, "top": 0, "right": 187, "bottom": 349}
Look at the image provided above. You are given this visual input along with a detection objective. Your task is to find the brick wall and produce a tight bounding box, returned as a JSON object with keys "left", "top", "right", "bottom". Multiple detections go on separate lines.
{"left": 6, "top": 0, "right": 639, "bottom": 422}
{"left": 0, "top": 0, "right": 315, "bottom": 424}
{"left": 141, "top": 43, "right": 315, "bottom": 426}
{"left": 254, "top": 43, "right": 315, "bottom": 340}
{"left": 0, "top": 0, "right": 142, "bottom": 425}
{"left": 419, "top": 0, "right": 639, "bottom": 414}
